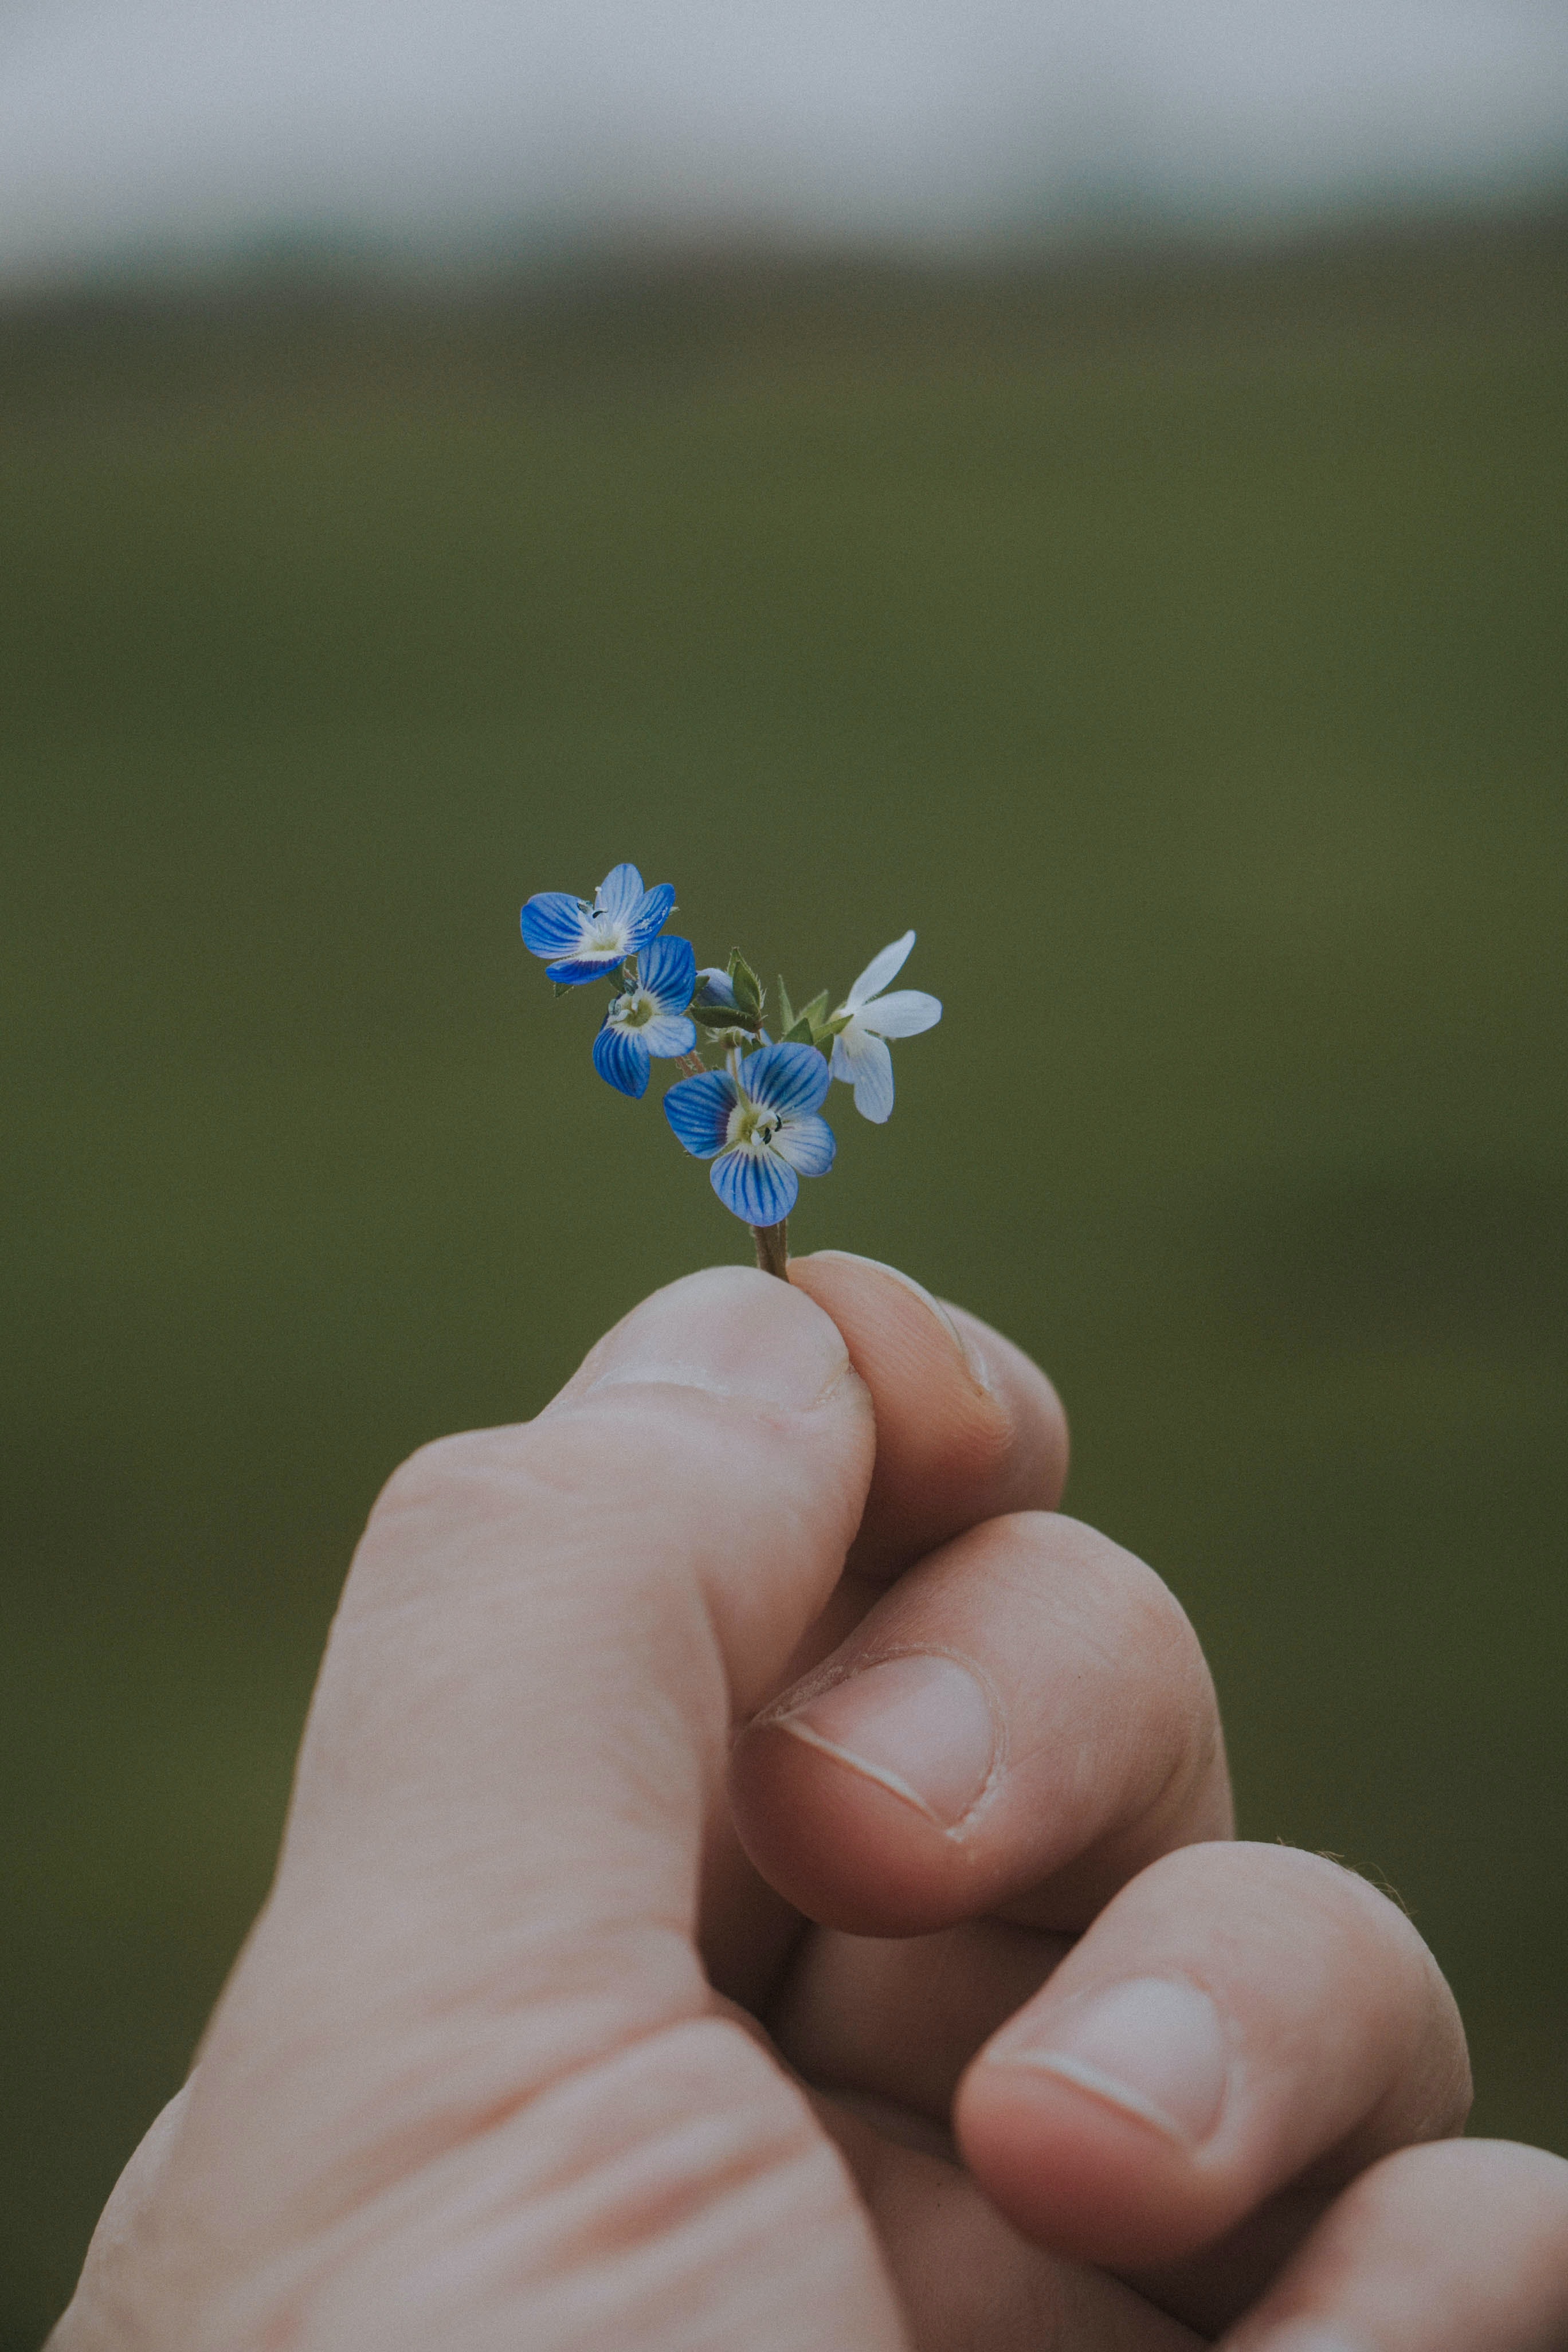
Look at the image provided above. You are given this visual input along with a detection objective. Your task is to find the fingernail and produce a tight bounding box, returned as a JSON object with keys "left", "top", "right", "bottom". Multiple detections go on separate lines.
{"left": 988, "top": 1977, "right": 1228, "bottom": 2146}
{"left": 575, "top": 1266, "right": 851, "bottom": 1412}
{"left": 770, "top": 1653, "right": 1001, "bottom": 1828}
{"left": 805, "top": 1251, "right": 993, "bottom": 1391}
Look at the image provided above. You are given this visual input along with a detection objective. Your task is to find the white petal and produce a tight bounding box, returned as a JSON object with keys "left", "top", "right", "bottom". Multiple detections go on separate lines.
{"left": 846, "top": 930, "right": 915, "bottom": 1011}
{"left": 832, "top": 1023, "right": 895, "bottom": 1122}
{"left": 829, "top": 1020, "right": 869, "bottom": 1080}
{"left": 859, "top": 989, "right": 942, "bottom": 1040}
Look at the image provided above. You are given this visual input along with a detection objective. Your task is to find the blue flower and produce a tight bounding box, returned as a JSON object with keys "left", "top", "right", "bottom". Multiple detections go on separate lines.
{"left": 664, "top": 1040, "right": 835, "bottom": 1226}
{"left": 520, "top": 863, "right": 676, "bottom": 985}
{"left": 591, "top": 935, "right": 698, "bottom": 1099}
{"left": 829, "top": 930, "right": 942, "bottom": 1124}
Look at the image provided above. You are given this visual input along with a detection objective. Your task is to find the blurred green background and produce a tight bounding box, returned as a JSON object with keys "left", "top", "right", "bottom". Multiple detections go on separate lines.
{"left": 3, "top": 216, "right": 1565, "bottom": 2343}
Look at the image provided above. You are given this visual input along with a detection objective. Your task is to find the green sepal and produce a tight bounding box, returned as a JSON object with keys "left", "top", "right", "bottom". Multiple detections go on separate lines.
{"left": 552, "top": 980, "right": 576, "bottom": 998}
{"left": 795, "top": 990, "right": 830, "bottom": 1033}
{"left": 727, "top": 950, "right": 765, "bottom": 1019}
{"left": 776, "top": 978, "right": 796, "bottom": 1036}
{"left": 708, "top": 1026, "right": 760, "bottom": 1052}
{"left": 693, "top": 1003, "right": 762, "bottom": 1033}
{"left": 821, "top": 1009, "right": 854, "bottom": 1039}
{"left": 781, "top": 1015, "right": 816, "bottom": 1045}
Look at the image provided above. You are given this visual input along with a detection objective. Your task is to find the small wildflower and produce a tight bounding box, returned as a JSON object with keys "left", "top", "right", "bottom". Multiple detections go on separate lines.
{"left": 518, "top": 860, "right": 942, "bottom": 1273}
{"left": 664, "top": 1041, "right": 836, "bottom": 1227}
{"left": 829, "top": 931, "right": 942, "bottom": 1123}
{"left": 520, "top": 862, "right": 676, "bottom": 984}
{"left": 592, "top": 935, "right": 697, "bottom": 1099}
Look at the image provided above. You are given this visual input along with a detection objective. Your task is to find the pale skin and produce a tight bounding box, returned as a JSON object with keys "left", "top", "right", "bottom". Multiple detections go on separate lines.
{"left": 53, "top": 1256, "right": 1568, "bottom": 2350}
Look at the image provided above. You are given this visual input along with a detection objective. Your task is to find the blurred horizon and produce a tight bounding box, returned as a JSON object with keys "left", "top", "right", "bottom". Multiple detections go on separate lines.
{"left": 3, "top": 0, "right": 1567, "bottom": 293}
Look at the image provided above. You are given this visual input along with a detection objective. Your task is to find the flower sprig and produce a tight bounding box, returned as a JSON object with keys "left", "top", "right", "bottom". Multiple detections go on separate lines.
{"left": 520, "top": 862, "right": 941, "bottom": 1275}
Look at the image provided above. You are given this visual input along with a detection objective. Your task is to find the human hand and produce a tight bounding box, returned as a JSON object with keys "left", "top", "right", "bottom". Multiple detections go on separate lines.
{"left": 53, "top": 1259, "right": 1568, "bottom": 2349}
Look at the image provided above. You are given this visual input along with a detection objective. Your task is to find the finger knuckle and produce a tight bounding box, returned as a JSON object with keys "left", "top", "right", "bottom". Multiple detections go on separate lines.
{"left": 371, "top": 1426, "right": 509, "bottom": 1524}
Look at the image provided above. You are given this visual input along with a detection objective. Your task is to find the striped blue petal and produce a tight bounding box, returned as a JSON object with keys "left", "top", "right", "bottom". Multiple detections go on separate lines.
{"left": 593, "top": 1024, "right": 651, "bottom": 1098}
{"left": 594, "top": 863, "right": 644, "bottom": 924}
{"left": 638, "top": 932, "right": 696, "bottom": 1012}
{"left": 664, "top": 1068, "right": 738, "bottom": 1158}
{"left": 546, "top": 949, "right": 625, "bottom": 985}
{"left": 739, "top": 1040, "right": 830, "bottom": 1118}
{"left": 712, "top": 1144, "right": 799, "bottom": 1226}
{"left": 640, "top": 1010, "right": 697, "bottom": 1057}
{"left": 627, "top": 881, "right": 677, "bottom": 951}
{"left": 772, "top": 1111, "right": 836, "bottom": 1178}
{"left": 520, "top": 891, "right": 590, "bottom": 960}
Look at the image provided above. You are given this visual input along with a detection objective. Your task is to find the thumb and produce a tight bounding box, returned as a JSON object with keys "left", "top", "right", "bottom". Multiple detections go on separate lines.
{"left": 172, "top": 1268, "right": 873, "bottom": 2245}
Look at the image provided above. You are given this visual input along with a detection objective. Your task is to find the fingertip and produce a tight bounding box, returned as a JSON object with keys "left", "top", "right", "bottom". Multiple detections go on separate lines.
{"left": 1216, "top": 2139, "right": 1568, "bottom": 2351}
{"left": 955, "top": 1996, "right": 1232, "bottom": 2267}
{"left": 555, "top": 1262, "right": 861, "bottom": 1415}
{"left": 953, "top": 1843, "right": 1473, "bottom": 2277}
{"left": 786, "top": 1252, "right": 1067, "bottom": 1578}
{"left": 943, "top": 1303, "right": 1069, "bottom": 1510}
{"left": 787, "top": 1252, "right": 998, "bottom": 1421}
{"left": 731, "top": 1648, "right": 1006, "bottom": 1934}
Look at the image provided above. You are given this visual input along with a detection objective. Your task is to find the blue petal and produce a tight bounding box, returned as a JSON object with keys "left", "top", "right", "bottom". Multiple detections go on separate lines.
{"left": 627, "top": 881, "right": 677, "bottom": 951}
{"left": 664, "top": 1068, "right": 738, "bottom": 1158}
{"left": 520, "top": 891, "right": 589, "bottom": 960}
{"left": 638, "top": 932, "right": 696, "bottom": 1012}
{"left": 546, "top": 950, "right": 624, "bottom": 985}
{"left": 593, "top": 1024, "right": 651, "bottom": 1098}
{"left": 712, "top": 1145, "right": 799, "bottom": 1226}
{"left": 640, "top": 1011, "right": 697, "bottom": 1057}
{"left": 773, "top": 1111, "right": 836, "bottom": 1178}
{"left": 693, "top": 966, "right": 738, "bottom": 1010}
{"left": 739, "top": 1040, "right": 830, "bottom": 1118}
{"left": 594, "top": 863, "right": 644, "bottom": 923}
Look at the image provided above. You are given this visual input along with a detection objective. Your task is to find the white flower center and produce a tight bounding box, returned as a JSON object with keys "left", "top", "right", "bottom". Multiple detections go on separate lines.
{"left": 729, "top": 1101, "right": 782, "bottom": 1151}
{"left": 586, "top": 915, "right": 628, "bottom": 955}
{"left": 610, "top": 988, "right": 653, "bottom": 1030}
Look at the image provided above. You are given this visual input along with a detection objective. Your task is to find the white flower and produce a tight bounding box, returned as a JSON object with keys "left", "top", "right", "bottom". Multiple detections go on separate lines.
{"left": 829, "top": 931, "right": 942, "bottom": 1123}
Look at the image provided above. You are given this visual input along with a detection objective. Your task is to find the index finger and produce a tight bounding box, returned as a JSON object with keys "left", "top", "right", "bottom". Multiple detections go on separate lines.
{"left": 786, "top": 1252, "right": 1069, "bottom": 1583}
{"left": 699, "top": 1249, "right": 1068, "bottom": 2000}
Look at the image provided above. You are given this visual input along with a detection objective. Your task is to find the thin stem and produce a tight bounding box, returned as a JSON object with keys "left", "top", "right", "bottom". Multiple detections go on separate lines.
{"left": 675, "top": 1050, "right": 707, "bottom": 1076}
{"left": 751, "top": 1220, "right": 789, "bottom": 1279}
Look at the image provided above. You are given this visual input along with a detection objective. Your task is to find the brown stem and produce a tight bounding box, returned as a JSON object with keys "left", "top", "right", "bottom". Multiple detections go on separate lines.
{"left": 751, "top": 1220, "right": 789, "bottom": 1279}
{"left": 676, "top": 1050, "right": 707, "bottom": 1076}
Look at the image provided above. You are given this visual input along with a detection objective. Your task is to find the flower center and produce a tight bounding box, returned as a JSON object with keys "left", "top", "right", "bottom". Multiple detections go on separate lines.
{"left": 586, "top": 915, "right": 627, "bottom": 954}
{"left": 734, "top": 1102, "right": 782, "bottom": 1150}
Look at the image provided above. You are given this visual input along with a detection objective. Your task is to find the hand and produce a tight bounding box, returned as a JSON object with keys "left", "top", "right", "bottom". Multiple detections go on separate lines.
{"left": 54, "top": 1259, "right": 1568, "bottom": 2349}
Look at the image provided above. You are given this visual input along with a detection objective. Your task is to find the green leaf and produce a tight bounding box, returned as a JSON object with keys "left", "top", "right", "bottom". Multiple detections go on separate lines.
{"left": 781, "top": 1015, "right": 815, "bottom": 1045}
{"left": 552, "top": 980, "right": 575, "bottom": 998}
{"left": 727, "top": 950, "right": 764, "bottom": 1018}
{"left": 776, "top": 977, "right": 796, "bottom": 1036}
{"left": 796, "top": 990, "right": 830, "bottom": 1032}
{"left": 821, "top": 1010, "right": 854, "bottom": 1038}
